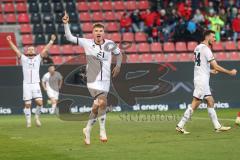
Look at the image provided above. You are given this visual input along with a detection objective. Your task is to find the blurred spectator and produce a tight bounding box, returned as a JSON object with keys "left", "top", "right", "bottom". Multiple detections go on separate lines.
{"left": 120, "top": 12, "right": 133, "bottom": 33}
{"left": 141, "top": 9, "right": 159, "bottom": 38}
{"left": 151, "top": 25, "right": 159, "bottom": 42}
{"left": 131, "top": 9, "right": 144, "bottom": 33}
{"left": 42, "top": 56, "right": 53, "bottom": 65}
{"left": 187, "top": 20, "right": 197, "bottom": 34}
{"left": 219, "top": 8, "right": 228, "bottom": 24}
{"left": 232, "top": 13, "right": 240, "bottom": 41}
{"left": 192, "top": 9, "right": 205, "bottom": 25}
{"left": 205, "top": 1, "right": 215, "bottom": 15}
{"left": 206, "top": 13, "right": 224, "bottom": 42}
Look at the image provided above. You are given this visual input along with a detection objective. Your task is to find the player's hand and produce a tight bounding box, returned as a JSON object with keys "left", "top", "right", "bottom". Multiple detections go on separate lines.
{"left": 211, "top": 69, "right": 219, "bottom": 74}
{"left": 6, "top": 35, "right": 11, "bottom": 41}
{"left": 62, "top": 11, "right": 69, "bottom": 24}
{"left": 51, "top": 34, "right": 56, "bottom": 41}
{"left": 229, "top": 69, "right": 237, "bottom": 76}
{"left": 112, "top": 66, "right": 120, "bottom": 78}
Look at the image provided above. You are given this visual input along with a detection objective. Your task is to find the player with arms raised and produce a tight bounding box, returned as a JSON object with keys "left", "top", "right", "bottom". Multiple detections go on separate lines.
{"left": 7, "top": 35, "right": 56, "bottom": 128}
{"left": 62, "top": 11, "right": 122, "bottom": 144}
{"left": 176, "top": 30, "right": 237, "bottom": 134}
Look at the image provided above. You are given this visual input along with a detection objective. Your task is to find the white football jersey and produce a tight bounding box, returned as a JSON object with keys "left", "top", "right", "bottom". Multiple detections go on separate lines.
{"left": 21, "top": 54, "right": 42, "bottom": 84}
{"left": 64, "top": 24, "right": 121, "bottom": 82}
{"left": 193, "top": 43, "right": 215, "bottom": 84}
{"left": 42, "top": 71, "right": 63, "bottom": 91}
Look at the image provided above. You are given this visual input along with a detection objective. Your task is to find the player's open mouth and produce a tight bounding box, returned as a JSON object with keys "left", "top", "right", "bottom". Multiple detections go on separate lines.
{"left": 97, "top": 35, "right": 101, "bottom": 38}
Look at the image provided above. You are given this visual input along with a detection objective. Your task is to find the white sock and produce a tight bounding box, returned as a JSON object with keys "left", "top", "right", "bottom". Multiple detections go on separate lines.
{"left": 177, "top": 107, "right": 193, "bottom": 128}
{"left": 35, "top": 106, "right": 42, "bottom": 118}
{"left": 86, "top": 112, "right": 97, "bottom": 131}
{"left": 51, "top": 104, "right": 57, "bottom": 114}
{"left": 207, "top": 107, "right": 221, "bottom": 129}
{"left": 98, "top": 113, "right": 106, "bottom": 131}
{"left": 24, "top": 108, "right": 31, "bottom": 124}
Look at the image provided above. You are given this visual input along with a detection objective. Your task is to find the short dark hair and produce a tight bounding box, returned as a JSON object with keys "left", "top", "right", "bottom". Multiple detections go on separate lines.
{"left": 48, "top": 64, "right": 55, "bottom": 68}
{"left": 203, "top": 30, "right": 215, "bottom": 38}
{"left": 93, "top": 23, "right": 104, "bottom": 29}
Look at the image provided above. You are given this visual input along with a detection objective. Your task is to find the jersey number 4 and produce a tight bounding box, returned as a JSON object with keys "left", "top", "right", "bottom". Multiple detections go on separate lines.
{"left": 194, "top": 51, "right": 201, "bottom": 66}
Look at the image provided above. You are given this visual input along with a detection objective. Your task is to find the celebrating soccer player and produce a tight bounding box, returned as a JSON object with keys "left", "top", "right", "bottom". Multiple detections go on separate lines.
{"left": 6, "top": 34, "right": 56, "bottom": 128}
{"left": 176, "top": 30, "right": 237, "bottom": 134}
{"left": 42, "top": 65, "right": 63, "bottom": 114}
{"left": 62, "top": 11, "right": 122, "bottom": 144}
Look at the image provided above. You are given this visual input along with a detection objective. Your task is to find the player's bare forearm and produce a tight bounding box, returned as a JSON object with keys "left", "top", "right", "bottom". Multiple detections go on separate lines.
{"left": 6, "top": 36, "right": 22, "bottom": 58}
{"left": 59, "top": 80, "right": 63, "bottom": 89}
{"left": 40, "top": 35, "right": 56, "bottom": 57}
{"left": 210, "top": 69, "right": 218, "bottom": 74}
{"left": 210, "top": 60, "right": 237, "bottom": 76}
{"left": 115, "top": 52, "right": 122, "bottom": 68}
{"left": 41, "top": 82, "right": 47, "bottom": 91}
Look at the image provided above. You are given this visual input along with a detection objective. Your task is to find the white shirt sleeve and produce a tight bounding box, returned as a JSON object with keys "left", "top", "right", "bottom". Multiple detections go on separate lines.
{"left": 64, "top": 23, "right": 86, "bottom": 47}
{"left": 20, "top": 54, "right": 27, "bottom": 63}
{"left": 204, "top": 47, "right": 214, "bottom": 62}
{"left": 42, "top": 74, "right": 47, "bottom": 82}
{"left": 109, "top": 41, "right": 120, "bottom": 55}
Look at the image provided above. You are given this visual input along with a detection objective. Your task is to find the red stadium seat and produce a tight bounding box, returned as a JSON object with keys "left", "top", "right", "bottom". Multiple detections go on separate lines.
{"left": 122, "top": 32, "right": 134, "bottom": 42}
{"left": 179, "top": 53, "right": 192, "bottom": 62}
{"left": 89, "top": 2, "right": 101, "bottom": 11}
{"left": 166, "top": 53, "right": 178, "bottom": 62}
{"left": 36, "top": 45, "right": 44, "bottom": 53}
{"left": 150, "top": 42, "right": 162, "bottom": 53}
{"left": 115, "top": 11, "right": 124, "bottom": 21}
{"left": 138, "top": 43, "right": 150, "bottom": 53}
{"left": 125, "top": 43, "right": 137, "bottom": 53}
{"left": 0, "top": 14, "right": 4, "bottom": 23}
{"left": 102, "top": 1, "right": 113, "bottom": 11}
{"left": 108, "top": 33, "right": 121, "bottom": 43}
{"left": 154, "top": 54, "right": 166, "bottom": 62}
{"left": 73, "top": 45, "right": 85, "bottom": 54}
{"left": 141, "top": 53, "right": 152, "bottom": 62}
{"left": 212, "top": 42, "right": 224, "bottom": 51}
{"left": 49, "top": 45, "right": 61, "bottom": 55}
{"left": 3, "top": 3, "right": 15, "bottom": 13}
{"left": 104, "top": 12, "right": 116, "bottom": 21}
{"left": 187, "top": 41, "right": 197, "bottom": 52}
{"left": 18, "top": 13, "right": 30, "bottom": 23}
{"left": 135, "top": 32, "right": 147, "bottom": 42}
{"left": 79, "top": 12, "right": 91, "bottom": 22}
{"left": 163, "top": 42, "right": 175, "bottom": 52}
{"left": 138, "top": 1, "right": 149, "bottom": 10}
{"left": 81, "top": 23, "right": 93, "bottom": 32}
{"left": 175, "top": 42, "right": 187, "bottom": 52}
{"left": 52, "top": 56, "right": 64, "bottom": 64}
{"left": 64, "top": 56, "right": 74, "bottom": 63}
{"left": 83, "top": 33, "right": 92, "bottom": 39}
{"left": 2, "top": 0, "right": 14, "bottom": 2}
{"left": 92, "top": 12, "right": 104, "bottom": 22}
{"left": 22, "top": 34, "right": 33, "bottom": 45}
{"left": 5, "top": 13, "right": 17, "bottom": 23}
{"left": 77, "top": 2, "right": 89, "bottom": 12}
{"left": 125, "top": 1, "right": 137, "bottom": 11}
{"left": 0, "top": 58, "right": 17, "bottom": 66}
{"left": 225, "top": 41, "right": 236, "bottom": 51}
{"left": 20, "top": 24, "right": 32, "bottom": 34}
{"left": 16, "top": 3, "right": 27, "bottom": 13}
{"left": 106, "top": 22, "right": 119, "bottom": 32}
{"left": 127, "top": 54, "right": 140, "bottom": 63}
{"left": 229, "top": 52, "right": 240, "bottom": 60}
{"left": 237, "top": 41, "right": 240, "bottom": 50}
{"left": 214, "top": 52, "right": 228, "bottom": 61}
{"left": 113, "top": 1, "right": 125, "bottom": 11}
{"left": 61, "top": 45, "right": 74, "bottom": 55}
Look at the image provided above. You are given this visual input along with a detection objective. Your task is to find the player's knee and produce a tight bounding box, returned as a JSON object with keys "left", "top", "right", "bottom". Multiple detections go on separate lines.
{"left": 24, "top": 102, "right": 31, "bottom": 108}
{"left": 98, "top": 98, "right": 107, "bottom": 109}
{"left": 35, "top": 99, "right": 43, "bottom": 106}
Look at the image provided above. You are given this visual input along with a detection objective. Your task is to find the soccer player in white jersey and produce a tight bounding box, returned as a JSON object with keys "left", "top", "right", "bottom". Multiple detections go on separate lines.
{"left": 6, "top": 35, "right": 56, "bottom": 128}
{"left": 176, "top": 30, "right": 237, "bottom": 134}
{"left": 62, "top": 11, "right": 122, "bottom": 145}
{"left": 42, "top": 65, "right": 63, "bottom": 114}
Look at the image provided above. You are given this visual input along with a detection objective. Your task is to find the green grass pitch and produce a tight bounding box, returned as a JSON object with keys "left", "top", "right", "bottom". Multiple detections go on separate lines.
{"left": 0, "top": 108, "right": 239, "bottom": 160}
